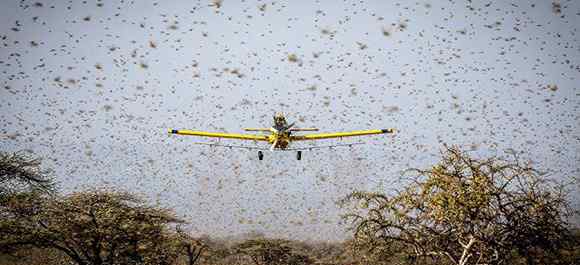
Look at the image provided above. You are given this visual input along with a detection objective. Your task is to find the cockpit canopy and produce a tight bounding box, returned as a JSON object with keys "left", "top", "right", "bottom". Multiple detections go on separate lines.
{"left": 273, "top": 112, "right": 287, "bottom": 127}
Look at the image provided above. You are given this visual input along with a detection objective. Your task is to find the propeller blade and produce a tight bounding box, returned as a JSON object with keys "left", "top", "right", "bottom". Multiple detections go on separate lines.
{"left": 270, "top": 138, "right": 278, "bottom": 151}
{"left": 284, "top": 122, "right": 295, "bottom": 131}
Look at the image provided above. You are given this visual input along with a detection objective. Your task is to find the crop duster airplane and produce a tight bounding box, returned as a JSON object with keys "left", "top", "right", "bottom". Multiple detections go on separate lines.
{"left": 169, "top": 112, "right": 395, "bottom": 160}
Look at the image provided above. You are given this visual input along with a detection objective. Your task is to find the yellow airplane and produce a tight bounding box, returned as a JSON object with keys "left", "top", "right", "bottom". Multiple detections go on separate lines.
{"left": 169, "top": 112, "right": 395, "bottom": 160}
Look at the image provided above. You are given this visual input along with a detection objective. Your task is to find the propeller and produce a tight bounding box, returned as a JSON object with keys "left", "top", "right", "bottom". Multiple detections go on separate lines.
{"left": 284, "top": 122, "right": 295, "bottom": 131}
{"left": 269, "top": 122, "right": 295, "bottom": 133}
{"left": 270, "top": 138, "right": 278, "bottom": 151}
{"left": 269, "top": 122, "right": 295, "bottom": 151}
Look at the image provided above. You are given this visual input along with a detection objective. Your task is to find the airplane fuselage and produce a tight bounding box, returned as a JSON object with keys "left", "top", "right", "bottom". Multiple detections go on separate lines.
{"left": 270, "top": 113, "right": 291, "bottom": 149}
{"left": 268, "top": 131, "right": 290, "bottom": 150}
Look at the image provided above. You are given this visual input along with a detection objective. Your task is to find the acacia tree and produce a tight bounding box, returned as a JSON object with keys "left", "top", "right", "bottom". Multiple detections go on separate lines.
{"left": 0, "top": 151, "right": 55, "bottom": 256}
{"left": 0, "top": 151, "right": 53, "bottom": 198}
{"left": 1, "top": 151, "right": 208, "bottom": 264}
{"left": 175, "top": 228, "right": 209, "bottom": 265}
{"left": 235, "top": 238, "right": 311, "bottom": 265}
{"left": 1, "top": 190, "right": 185, "bottom": 265}
{"left": 340, "top": 146, "right": 574, "bottom": 265}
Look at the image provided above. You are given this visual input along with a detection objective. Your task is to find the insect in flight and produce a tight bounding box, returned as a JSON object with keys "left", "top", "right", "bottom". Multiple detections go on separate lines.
{"left": 169, "top": 112, "right": 395, "bottom": 160}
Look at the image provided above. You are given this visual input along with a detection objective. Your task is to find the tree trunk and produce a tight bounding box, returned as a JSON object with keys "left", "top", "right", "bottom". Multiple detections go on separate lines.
{"left": 459, "top": 237, "right": 476, "bottom": 265}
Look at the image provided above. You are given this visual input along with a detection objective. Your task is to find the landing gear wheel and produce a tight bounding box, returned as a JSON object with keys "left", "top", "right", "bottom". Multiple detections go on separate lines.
{"left": 258, "top": 151, "right": 264, "bottom": 161}
{"left": 296, "top": 150, "right": 302, "bottom": 160}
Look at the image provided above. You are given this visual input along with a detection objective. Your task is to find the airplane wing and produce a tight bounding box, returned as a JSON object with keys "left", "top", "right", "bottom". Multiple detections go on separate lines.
{"left": 283, "top": 142, "right": 365, "bottom": 151}
{"left": 290, "top": 128, "right": 395, "bottom": 141}
{"left": 187, "top": 142, "right": 268, "bottom": 150}
{"left": 184, "top": 142, "right": 363, "bottom": 151}
{"left": 169, "top": 129, "right": 269, "bottom": 141}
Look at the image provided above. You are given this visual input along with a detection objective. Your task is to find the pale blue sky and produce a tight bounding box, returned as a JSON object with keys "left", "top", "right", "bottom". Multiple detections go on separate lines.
{"left": 1, "top": 0, "right": 579, "bottom": 240}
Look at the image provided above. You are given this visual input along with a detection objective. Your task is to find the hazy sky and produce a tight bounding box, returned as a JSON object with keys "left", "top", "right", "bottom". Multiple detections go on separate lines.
{"left": 1, "top": 0, "right": 579, "bottom": 241}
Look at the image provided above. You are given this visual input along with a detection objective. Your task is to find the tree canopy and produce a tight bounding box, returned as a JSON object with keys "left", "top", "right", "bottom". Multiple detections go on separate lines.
{"left": 1, "top": 189, "right": 187, "bottom": 265}
{"left": 340, "top": 146, "right": 575, "bottom": 265}
{"left": 235, "top": 238, "right": 312, "bottom": 265}
{"left": 1, "top": 148, "right": 578, "bottom": 265}
{"left": 0, "top": 151, "right": 54, "bottom": 198}
{"left": 0, "top": 151, "right": 212, "bottom": 265}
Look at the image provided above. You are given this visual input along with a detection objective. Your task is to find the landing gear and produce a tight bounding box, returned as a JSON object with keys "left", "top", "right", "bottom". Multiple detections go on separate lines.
{"left": 296, "top": 150, "right": 302, "bottom": 160}
{"left": 258, "top": 151, "right": 264, "bottom": 160}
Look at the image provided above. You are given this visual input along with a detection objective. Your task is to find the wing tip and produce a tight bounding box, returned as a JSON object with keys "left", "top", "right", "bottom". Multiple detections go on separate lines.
{"left": 381, "top": 128, "right": 395, "bottom": 134}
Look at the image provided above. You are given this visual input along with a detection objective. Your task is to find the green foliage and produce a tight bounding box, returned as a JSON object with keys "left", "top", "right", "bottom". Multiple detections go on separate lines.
{"left": 2, "top": 148, "right": 578, "bottom": 265}
{"left": 235, "top": 238, "right": 312, "bottom": 265}
{"left": 340, "top": 146, "right": 575, "bottom": 265}
{"left": 0, "top": 151, "right": 197, "bottom": 265}
{"left": 1, "top": 190, "right": 185, "bottom": 265}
